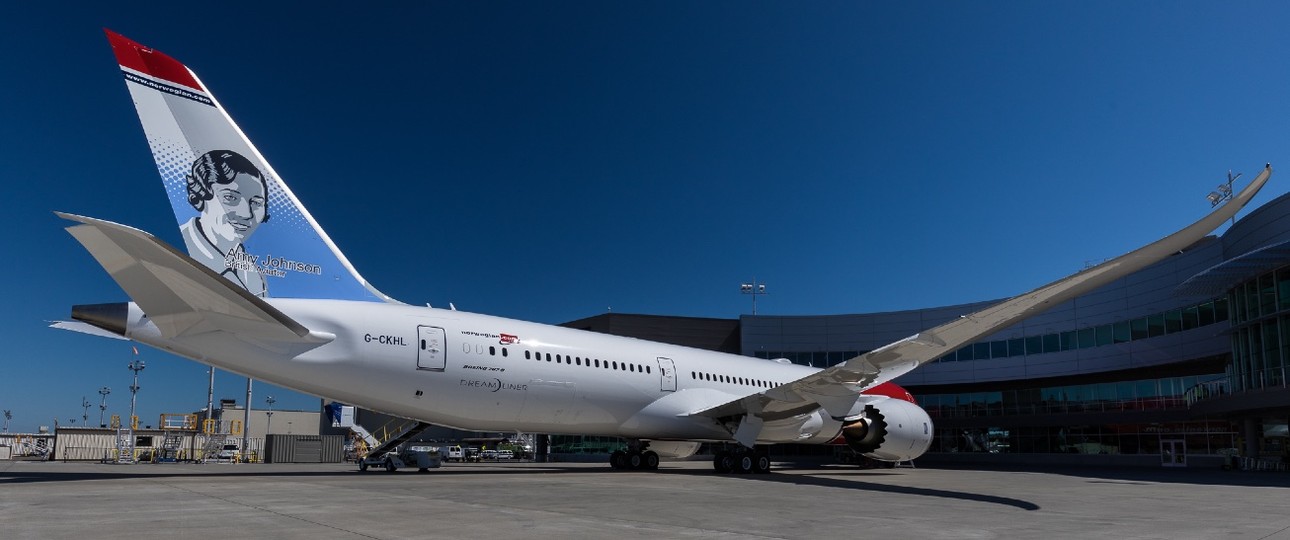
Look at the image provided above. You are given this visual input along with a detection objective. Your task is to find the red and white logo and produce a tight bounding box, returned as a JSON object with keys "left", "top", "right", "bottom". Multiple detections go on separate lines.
{"left": 499, "top": 333, "right": 520, "bottom": 345}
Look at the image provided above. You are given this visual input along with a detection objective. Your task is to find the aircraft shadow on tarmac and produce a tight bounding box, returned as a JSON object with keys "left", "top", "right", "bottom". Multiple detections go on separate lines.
{"left": 3, "top": 462, "right": 1282, "bottom": 505}
{"left": 653, "top": 467, "right": 1042, "bottom": 511}
{"left": 0, "top": 463, "right": 1040, "bottom": 511}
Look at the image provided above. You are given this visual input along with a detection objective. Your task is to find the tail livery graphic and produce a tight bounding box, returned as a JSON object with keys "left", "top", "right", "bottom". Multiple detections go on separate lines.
{"left": 105, "top": 30, "right": 395, "bottom": 303}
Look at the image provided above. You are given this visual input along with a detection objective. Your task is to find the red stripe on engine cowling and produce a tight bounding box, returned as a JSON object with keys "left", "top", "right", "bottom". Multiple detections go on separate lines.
{"left": 104, "top": 29, "right": 204, "bottom": 92}
{"left": 861, "top": 381, "right": 916, "bottom": 404}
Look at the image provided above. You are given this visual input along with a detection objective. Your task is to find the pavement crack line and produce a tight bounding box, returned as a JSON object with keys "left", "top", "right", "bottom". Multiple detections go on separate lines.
{"left": 147, "top": 478, "right": 386, "bottom": 540}
{"left": 1258, "top": 524, "right": 1290, "bottom": 540}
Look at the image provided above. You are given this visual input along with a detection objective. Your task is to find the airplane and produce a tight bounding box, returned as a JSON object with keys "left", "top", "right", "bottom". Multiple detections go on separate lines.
{"left": 57, "top": 29, "right": 1271, "bottom": 474}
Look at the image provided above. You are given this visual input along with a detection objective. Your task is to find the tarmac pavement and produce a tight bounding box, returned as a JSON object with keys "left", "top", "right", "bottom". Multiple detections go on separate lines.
{"left": 1, "top": 459, "right": 1288, "bottom": 539}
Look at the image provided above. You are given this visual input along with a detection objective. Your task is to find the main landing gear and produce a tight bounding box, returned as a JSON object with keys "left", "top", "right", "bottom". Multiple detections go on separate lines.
{"left": 712, "top": 446, "right": 771, "bottom": 474}
{"left": 609, "top": 440, "right": 660, "bottom": 470}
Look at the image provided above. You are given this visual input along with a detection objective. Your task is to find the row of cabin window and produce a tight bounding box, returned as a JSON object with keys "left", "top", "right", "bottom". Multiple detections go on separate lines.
{"left": 691, "top": 371, "right": 779, "bottom": 389}
{"left": 513, "top": 349, "right": 652, "bottom": 374}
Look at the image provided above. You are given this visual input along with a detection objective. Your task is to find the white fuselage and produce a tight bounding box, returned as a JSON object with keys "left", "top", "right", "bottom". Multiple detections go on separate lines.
{"left": 124, "top": 299, "right": 831, "bottom": 443}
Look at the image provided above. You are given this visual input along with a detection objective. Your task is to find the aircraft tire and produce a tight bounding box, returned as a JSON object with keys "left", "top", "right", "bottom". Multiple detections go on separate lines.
{"left": 713, "top": 451, "right": 733, "bottom": 474}
{"left": 737, "top": 454, "right": 754, "bottom": 474}
{"left": 754, "top": 453, "right": 771, "bottom": 474}
{"left": 609, "top": 450, "right": 626, "bottom": 469}
{"left": 643, "top": 451, "right": 660, "bottom": 470}
{"left": 628, "top": 452, "right": 644, "bottom": 469}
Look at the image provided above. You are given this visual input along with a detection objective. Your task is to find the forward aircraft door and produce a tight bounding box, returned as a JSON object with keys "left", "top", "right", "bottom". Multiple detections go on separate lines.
{"left": 657, "top": 357, "right": 676, "bottom": 392}
{"left": 417, "top": 326, "right": 446, "bottom": 371}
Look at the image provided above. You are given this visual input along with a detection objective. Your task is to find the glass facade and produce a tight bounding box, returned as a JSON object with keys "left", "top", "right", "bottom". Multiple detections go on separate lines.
{"left": 917, "top": 374, "right": 1224, "bottom": 418}
{"left": 752, "top": 298, "right": 1228, "bottom": 367}
{"left": 916, "top": 374, "right": 1238, "bottom": 456}
{"left": 936, "top": 298, "right": 1228, "bottom": 363}
{"left": 932, "top": 422, "right": 1236, "bottom": 456}
{"left": 1228, "top": 267, "right": 1290, "bottom": 392}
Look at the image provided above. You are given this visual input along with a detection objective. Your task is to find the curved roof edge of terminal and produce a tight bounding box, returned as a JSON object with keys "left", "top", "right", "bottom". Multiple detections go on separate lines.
{"left": 740, "top": 187, "right": 1290, "bottom": 387}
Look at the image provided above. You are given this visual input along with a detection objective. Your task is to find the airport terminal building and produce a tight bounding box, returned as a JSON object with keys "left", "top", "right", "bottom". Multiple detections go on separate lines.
{"left": 568, "top": 190, "right": 1290, "bottom": 465}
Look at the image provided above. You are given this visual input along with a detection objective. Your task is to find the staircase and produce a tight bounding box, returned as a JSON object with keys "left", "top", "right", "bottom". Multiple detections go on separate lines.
{"left": 200, "top": 434, "right": 227, "bottom": 463}
{"left": 328, "top": 403, "right": 430, "bottom": 458}
{"left": 157, "top": 431, "right": 183, "bottom": 463}
{"left": 364, "top": 421, "right": 433, "bottom": 457}
{"left": 115, "top": 427, "right": 135, "bottom": 464}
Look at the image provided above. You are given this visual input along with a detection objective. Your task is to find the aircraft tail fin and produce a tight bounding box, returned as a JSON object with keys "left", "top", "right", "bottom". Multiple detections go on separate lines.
{"left": 104, "top": 29, "right": 397, "bottom": 303}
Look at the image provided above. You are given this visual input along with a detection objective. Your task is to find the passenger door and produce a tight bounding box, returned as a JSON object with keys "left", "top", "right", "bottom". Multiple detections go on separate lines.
{"left": 417, "top": 326, "right": 446, "bottom": 371}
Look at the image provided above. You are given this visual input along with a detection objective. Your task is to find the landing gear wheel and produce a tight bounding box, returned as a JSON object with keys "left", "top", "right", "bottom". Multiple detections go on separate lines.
{"left": 736, "top": 454, "right": 754, "bottom": 474}
{"left": 754, "top": 453, "right": 771, "bottom": 474}
{"left": 609, "top": 450, "right": 626, "bottom": 469}
{"left": 627, "top": 451, "right": 644, "bottom": 470}
{"left": 713, "top": 451, "right": 733, "bottom": 474}
{"left": 642, "top": 450, "right": 660, "bottom": 470}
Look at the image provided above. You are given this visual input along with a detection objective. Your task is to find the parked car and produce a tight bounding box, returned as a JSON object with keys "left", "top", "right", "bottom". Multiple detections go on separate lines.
{"left": 217, "top": 444, "right": 239, "bottom": 461}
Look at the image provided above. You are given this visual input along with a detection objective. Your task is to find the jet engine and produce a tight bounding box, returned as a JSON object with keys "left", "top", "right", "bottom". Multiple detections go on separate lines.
{"left": 839, "top": 398, "right": 933, "bottom": 462}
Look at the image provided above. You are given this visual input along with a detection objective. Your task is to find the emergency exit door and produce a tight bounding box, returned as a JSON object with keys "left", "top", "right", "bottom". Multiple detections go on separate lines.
{"left": 657, "top": 357, "right": 676, "bottom": 392}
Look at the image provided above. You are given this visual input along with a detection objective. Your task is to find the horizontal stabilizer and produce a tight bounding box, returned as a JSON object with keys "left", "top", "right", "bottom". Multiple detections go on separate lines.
{"left": 48, "top": 320, "right": 130, "bottom": 340}
{"left": 57, "top": 212, "right": 328, "bottom": 345}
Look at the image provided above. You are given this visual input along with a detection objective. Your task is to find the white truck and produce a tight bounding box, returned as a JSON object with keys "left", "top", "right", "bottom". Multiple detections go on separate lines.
{"left": 357, "top": 445, "right": 442, "bottom": 473}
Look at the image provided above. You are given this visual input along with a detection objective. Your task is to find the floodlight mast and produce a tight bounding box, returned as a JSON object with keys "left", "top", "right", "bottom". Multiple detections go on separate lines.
{"left": 265, "top": 396, "right": 276, "bottom": 435}
{"left": 1206, "top": 170, "right": 1243, "bottom": 226}
{"left": 127, "top": 357, "right": 145, "bottom": 429}
{"left": 97, "top": 387, "right": 111, "bottom": 428}
{"left": 740, "top": 279, "right": 768, "bottom": 315}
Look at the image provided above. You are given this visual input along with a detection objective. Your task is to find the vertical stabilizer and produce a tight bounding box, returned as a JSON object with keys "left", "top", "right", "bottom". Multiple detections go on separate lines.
{"left": 104, "top": 30, "right": 396, "bottom": 303}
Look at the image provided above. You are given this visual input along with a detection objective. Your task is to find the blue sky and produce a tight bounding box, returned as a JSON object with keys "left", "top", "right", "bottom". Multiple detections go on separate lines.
{"left": 4, "top": 2, "right": 1290, "bottom": 433}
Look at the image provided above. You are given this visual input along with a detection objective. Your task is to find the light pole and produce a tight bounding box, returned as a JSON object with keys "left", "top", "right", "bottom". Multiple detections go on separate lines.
{"left": 1207, "top": 170, "right": 1241, "bottom": 226}
{"left": 128, "top": 357, "right": 146, "bottom": 429}
{"left": 740, "top": 279, "right": 768, "bottom": 315}
{"left": 242, "top": 378, "right": 253, "bottom": 461}
{"left": 206, "top": 367, "right": 215, "bottom": 424}
{"left": 81, "top": 397, "right": 91, "bottom": 426}
{"left": 3, "top": 410, "right": 11, "bottom": 433}
{"left": 98, "top": 387, "right": 111, "bottom": 427}
{"left": 265, "top": 396, "right": 276, "bottom": 435}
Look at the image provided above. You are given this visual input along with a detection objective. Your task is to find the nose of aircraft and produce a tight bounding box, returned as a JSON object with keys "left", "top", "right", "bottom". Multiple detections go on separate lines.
{"left": 72, "top": 302, "right": 129, "bottom": 336}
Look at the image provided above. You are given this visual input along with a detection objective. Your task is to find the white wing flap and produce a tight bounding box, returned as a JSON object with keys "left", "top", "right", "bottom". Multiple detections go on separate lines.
{"left": 58, "top": 212, "right": 317, "bottom": 343}
{"left": 697, "top": 165, "right": 1272, "bottom": 421}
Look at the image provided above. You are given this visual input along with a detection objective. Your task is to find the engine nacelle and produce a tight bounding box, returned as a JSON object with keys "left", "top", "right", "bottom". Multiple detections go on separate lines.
{"left": 839, "top": 398, "right": 933, "bottom": 462}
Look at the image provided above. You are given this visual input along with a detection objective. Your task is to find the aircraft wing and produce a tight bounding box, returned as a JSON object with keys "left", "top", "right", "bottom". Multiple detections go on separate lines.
{"left": 695, "top": 165, "right": 1272, "bottom": 424}
{"left": 57, "top": 212, "right": 329, "bottom": 345}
